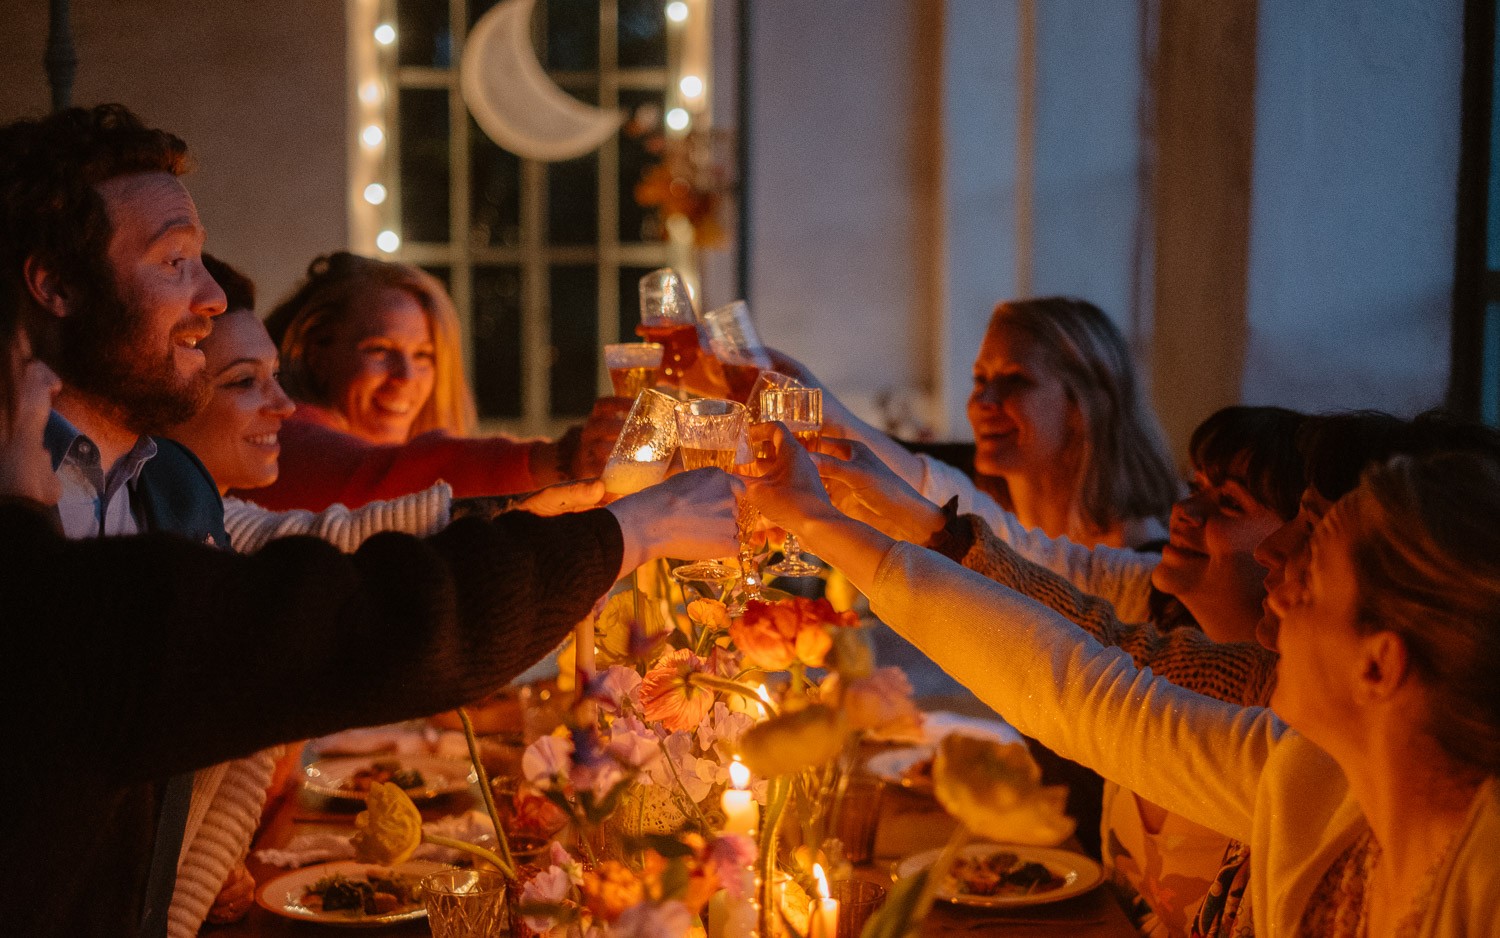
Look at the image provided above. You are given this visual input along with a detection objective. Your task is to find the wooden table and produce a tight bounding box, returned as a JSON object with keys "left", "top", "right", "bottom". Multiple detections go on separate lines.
{"left": 213, "top": 781, "right": 1134, "bottom": 937}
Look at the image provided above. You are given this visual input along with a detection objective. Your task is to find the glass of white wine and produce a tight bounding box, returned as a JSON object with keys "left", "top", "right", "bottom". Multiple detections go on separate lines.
{"left": 758, "top": 386, "right": 824, "bottom": 577}
{"left": 603, "top": 342, "right": 665, "bottom": 398}
{"left": 671, "top": 398, "right": 749, "bottom": 584}
{"left": 600, "top": 389, "right": 679, "bottom": 501}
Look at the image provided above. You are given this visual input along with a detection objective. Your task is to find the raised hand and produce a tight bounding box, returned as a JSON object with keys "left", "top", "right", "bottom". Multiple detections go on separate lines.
{"left": 810, "top": 437, "right": 946, "bottom": 543}
{"left": 607, "top": 467, "right": 744, "bottom": 575}
{"left": 738, "top": 421, "right": 836, "bottom": 532}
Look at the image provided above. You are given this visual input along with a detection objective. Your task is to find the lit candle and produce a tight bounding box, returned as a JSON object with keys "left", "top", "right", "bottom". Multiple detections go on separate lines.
{"left": 811, "top": 864, "right": 838, "bottom": 938}
{"left": 721, "top": 759, "right": 757, "bottom": 836}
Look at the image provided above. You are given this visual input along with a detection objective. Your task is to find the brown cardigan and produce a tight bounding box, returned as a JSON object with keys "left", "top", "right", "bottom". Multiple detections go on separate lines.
{"left": 0, "top": 500, "right": 621, "bottom": 938}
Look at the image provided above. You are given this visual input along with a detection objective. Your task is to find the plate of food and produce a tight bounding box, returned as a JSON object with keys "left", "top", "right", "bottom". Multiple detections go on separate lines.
{"left": 866, "top": 746, "right": 936, "bottom": 792}
{"left": 256, "top": 860, "right": 448, "bottom": 925}
{"left": 894, "top": 844, "right": 1103, "bottom": 908}
{"left": 302, "top": 755, "right": 477, "bottom": 802}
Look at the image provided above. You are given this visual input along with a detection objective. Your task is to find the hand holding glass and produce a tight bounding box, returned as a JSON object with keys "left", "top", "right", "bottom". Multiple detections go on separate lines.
{"left": 671, "top": 398, "right": 748, "bottom": 585}
{"left": 759, "top": 387, "right": 825, "bottom": 577}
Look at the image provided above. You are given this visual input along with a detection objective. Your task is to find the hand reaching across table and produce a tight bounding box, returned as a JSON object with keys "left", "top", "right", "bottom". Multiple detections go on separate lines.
{"left": 607, "top": 466, "right": 744, "bottom": 577}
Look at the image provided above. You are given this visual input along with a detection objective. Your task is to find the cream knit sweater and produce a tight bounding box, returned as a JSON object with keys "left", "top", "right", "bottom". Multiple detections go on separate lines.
{"left": 917, "top": 454, "right": 1160, "bottom": 623}
{"left": 168, "top": 483, "right": 453, "bottom": 938}
{"left": 870, "top": 541, "right": 1500, "bottom": 937}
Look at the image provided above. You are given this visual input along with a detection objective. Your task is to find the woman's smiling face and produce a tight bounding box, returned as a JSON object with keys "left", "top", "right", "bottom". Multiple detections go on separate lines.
{"left": 166, "top": 309, "right": 295, "bottom": 492}
{"left": 966, "top": 324, "right": 1078, "bottom": 481}
{"left": 314, "top": 287, "right": 436, "bottom": 445}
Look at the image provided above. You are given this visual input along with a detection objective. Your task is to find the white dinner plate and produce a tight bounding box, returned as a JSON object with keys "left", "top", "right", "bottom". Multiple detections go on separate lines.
{"left": 255, "top": 860, "right": 449, "bottom": 926}
{"left": 865, "top": 746, "right": 936, "bottom": 793}
{"left": 302, "top": 755, "right": 477, "bottom": 802}
{"left": 894, "top": 844, "right": 1103, "bottom": 909}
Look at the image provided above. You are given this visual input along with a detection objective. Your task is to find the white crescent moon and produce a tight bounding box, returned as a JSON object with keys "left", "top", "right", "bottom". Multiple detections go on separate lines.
{"left": 460, "top": 0, "right": 624, "bottom": 162}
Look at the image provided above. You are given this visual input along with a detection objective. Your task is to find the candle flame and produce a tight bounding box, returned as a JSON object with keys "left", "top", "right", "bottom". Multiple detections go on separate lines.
{"left": 633, "top": 444, "right": 656, "bottom": 462}
{"left": 729, "top": 759, "right": 750, "bottom": 789}
{"left": 813, "top": 863, "right": 829, "bottom": 899}
{"left": 756, "top": 684, "right": 773, "bottom": 704}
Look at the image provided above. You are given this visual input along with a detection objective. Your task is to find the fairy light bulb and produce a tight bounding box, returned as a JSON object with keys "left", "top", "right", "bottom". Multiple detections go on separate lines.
{"left": 666, "top": 2, "right": 688, "bottom": 22}
{"left": 374, "top": 23, "right": 396, "bottom": 45}
{"left": 666, "top": 108, "right": 690, "bottom": 131}
{"left": 361, "top": 124, "right": 384, "bottom": 147}
{"left": 363, "top": 183, "right": 388, "bottom": 205}
{"left": 359, "top": 80, "right": 382, "bottom": 104}
{"left": 376, "top": 230, "right": 401, "bottom": 253}
{"left": 680, "top": 75, "right": 704, "bottom": 99}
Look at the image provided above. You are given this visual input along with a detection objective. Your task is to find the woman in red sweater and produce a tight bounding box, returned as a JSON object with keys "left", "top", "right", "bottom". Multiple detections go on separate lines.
{"left": 242, "top": 252, "right": 624, "bottom": 511}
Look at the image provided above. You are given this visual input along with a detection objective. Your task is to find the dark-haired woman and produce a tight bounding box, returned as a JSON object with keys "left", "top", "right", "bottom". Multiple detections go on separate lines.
{"left": 819, "top": 406, "right": 1304, "bottom": 936}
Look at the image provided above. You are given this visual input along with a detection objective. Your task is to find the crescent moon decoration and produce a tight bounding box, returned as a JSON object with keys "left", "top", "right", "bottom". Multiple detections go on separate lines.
{"left": 461, "top": 0, "right": 624, "bottom": 163}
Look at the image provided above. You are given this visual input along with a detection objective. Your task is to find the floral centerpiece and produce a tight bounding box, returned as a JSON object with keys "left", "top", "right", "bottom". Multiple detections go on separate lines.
{"left": 354, "top": 564, "right": 1068, "bottom": 938}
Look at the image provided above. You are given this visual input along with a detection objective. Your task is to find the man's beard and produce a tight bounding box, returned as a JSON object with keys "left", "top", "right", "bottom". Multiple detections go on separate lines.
{"left": 53, "top": 278, "right": 211, "bottom": 436}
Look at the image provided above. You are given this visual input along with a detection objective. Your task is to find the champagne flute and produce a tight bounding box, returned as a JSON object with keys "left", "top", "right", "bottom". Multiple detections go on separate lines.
{"left": 637, "top": 268, "right": 701, "bottom": 386}
{"left": 671, "top": 399, "right": 749, "bottom": 585}
{"left": 603, "top": 342, "right": 665, "bottom": 398}
{"left": 700, "top": 300, "right": 773, "bottom": 403}
{"left": 759, "top": 386, "right": 825, "bottom": 578}
{"left": 600, "top": 389, "right": 679, "bottom": 501}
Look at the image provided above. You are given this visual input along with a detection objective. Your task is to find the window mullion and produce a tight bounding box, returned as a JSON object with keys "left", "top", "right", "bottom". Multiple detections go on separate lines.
{"left": 450, "top": 0, "right": 473, "bottom": 393}
{"left": 598, "top": 0, "right": 622, "bottom": 382}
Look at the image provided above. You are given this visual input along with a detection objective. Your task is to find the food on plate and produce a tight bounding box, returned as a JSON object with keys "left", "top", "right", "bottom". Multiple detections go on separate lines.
{"left": 301, "top": 866, "right": 422, "bottom": 915}
{"left": 946, "top": 851, "right": 1066, "bottom": 898}
{"left": 344, "top": 759, "right": 427, "bottom": 794}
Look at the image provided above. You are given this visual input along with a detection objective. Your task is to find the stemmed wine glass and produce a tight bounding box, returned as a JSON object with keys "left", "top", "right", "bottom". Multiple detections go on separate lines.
{"left": 700, "top": 300, "right": 773, "bottom": 402}
{"left": 637, "top": 269, "right": 700, "bottom": 386}
{"left": 670, "top": 398, "right": 749, "bottom": 586}
{"left": 759, "top": 386, "right": 825, "bottom": 578}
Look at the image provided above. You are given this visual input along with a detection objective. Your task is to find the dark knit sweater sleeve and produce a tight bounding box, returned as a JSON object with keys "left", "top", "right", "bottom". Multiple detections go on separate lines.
{"left": 2, "top": 502, "right": 621, "bottom": 784}
{"left": 947, "top": 513, "right": 1276, "bottom": 707}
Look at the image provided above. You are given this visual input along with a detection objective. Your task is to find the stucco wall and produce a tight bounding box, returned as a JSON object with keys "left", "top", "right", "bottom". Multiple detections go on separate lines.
{"left": 1243, "top": 0, "right": 1462, "bottom": 417}
{"left": 0, "top": 0, "right": 348, "bottom": 305}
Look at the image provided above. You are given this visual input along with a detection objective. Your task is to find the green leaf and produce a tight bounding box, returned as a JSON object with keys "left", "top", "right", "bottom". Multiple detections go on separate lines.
{"left": 860, "top": 869, "right": 928, "bottom": 938}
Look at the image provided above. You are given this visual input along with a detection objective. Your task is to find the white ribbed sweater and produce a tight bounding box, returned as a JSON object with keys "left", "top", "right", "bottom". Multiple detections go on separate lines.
{"left": 168, "top": 483, "right": 452, "bottom": 938}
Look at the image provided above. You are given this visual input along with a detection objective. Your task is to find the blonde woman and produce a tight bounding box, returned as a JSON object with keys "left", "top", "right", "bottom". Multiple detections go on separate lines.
{"left": 792, "top": 297, "right": 1181, "bottom": 550}
{"left": 245, "top": 252, "right": 623, "bottom": 511}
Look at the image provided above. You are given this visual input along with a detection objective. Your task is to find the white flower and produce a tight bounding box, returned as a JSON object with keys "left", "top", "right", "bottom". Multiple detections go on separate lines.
{"left": 522, "top": 734, "right": 575, "bottom": 789}
{"left": 697, "top": 702, "right": 754, "bottom": 761}
{"left": 649, "top": 732, "right": 719, "bottom": 803}
{"left": 608, "top": 716, "right": 664, "bottom": 772}
{"left": 596, "top": 666, "right": 643, "bottom": 712}
{"left": 521, "top": 865, "right": 574, "bottom": 934}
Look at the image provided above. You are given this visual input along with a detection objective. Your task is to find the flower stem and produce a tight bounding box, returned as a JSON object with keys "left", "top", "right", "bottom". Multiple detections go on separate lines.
{"left": 424, "top": 833, "right": 513, "bottom": 879}
{"left": 688, "top": 674, "right": 779, "bottom": 717}
{"left": 757, "top": 776, "right": 792, "bottom": 937}
{"left": 656, "top": 737, "right": 714, "bottom": 830}
{"left": 911, "top": 823, "right": 970, "bottom": 922}
{"left": 458, "top": 707, "right": 516, "bottom": 877}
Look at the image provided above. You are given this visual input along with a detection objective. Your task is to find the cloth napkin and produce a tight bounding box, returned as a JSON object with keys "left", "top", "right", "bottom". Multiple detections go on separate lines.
{"left": 253, "top": 811, "right": 498, "bottom": 868}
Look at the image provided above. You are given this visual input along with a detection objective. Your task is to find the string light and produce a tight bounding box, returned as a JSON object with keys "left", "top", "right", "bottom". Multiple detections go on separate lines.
{"left": 361, "top": 125, "right": 384, "bottom": 147}
{"left": 679, "top": 75, "right": 704, "bottom": 99}
{"left": 665, "top": 108, "right": 690, "bottom": 131}
{"left": 363, "top": 183, "right": 388, "bottom": 205}
{"left": 374, "top": 23, "right": 396, "bottom": 45}
{"left": 376, "top": 230, "right": 401, "bottom": 252}
{"left": 665, "top": 2, "right": 688, "bottom": 22}
{"left": 359, "top": 80, "right": 382, "bottom": 104}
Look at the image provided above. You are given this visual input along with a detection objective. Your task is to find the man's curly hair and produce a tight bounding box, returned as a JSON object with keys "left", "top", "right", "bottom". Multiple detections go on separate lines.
{"left": 0, "top": 104, "right": 191, "bottom": 322}
{"left": 0, "top": 105, "right": 190, "bottom": 421}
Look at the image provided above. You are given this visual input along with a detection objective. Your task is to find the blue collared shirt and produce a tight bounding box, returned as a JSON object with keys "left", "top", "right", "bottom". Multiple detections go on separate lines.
{"left": 43, "top": 411, "right": 158, "bottom": 539}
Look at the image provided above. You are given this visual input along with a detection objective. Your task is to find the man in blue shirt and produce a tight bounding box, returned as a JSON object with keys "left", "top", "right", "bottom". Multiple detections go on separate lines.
{"left": 0, "top": 104, "right": 232, "bottom": 936}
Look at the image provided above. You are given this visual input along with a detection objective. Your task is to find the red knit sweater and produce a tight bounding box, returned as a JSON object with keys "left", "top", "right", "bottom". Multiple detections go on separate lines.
{"left": 235, "top": 404, "right": 540, "bottom": 512}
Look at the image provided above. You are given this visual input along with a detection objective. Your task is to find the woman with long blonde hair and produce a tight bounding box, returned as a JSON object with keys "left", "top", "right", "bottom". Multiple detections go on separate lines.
{"left": 244, "top": 252, "right": 623, "bottom": 511}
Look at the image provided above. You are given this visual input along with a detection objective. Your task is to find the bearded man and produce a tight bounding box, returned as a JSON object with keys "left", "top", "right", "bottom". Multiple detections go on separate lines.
{"left": 1, "top": 104, "right": 228, "bottom": 547}
{"left": 0, "top": 104, "right": 229, "bottom": 938}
